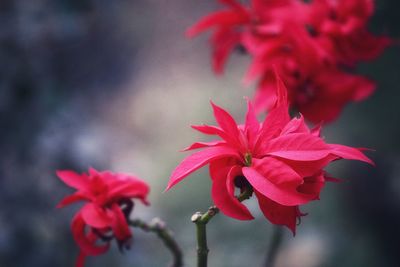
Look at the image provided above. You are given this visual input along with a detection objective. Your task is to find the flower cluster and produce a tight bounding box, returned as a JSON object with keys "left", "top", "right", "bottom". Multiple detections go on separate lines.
{"left": 55, "top": 1, "right": 388, "bottom": 265}
{"left": 166, "top": 75, "right": 373, "bottom": 234}
{"left": 57, "top": 168, "right": 150, "bottom": 267}
{"left": 188, "top": 0, "right": 390, "bottom": 123}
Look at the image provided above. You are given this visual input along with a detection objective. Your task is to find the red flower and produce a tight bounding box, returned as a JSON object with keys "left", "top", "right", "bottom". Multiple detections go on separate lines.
{"left": 166, "top": 75, "right": 373, "bottom": 234}
{"left": 308, "top": 0, "right": 391, "bottom": 66}
{"left": 57, "top": 168, "right": 150, "bottom": 267}
{"left": 254, "top": 67, "right": 375, "bottom": 123}
{"left": 186, "top": 0, "right": 251, "bottom": 73}
{"left": 188, "top": 0, "right": 390, "bottom": 123}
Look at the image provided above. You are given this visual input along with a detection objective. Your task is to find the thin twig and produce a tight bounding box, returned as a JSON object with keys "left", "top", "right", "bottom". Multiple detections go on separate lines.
{"left": 129, "top": 218, "right": 183, "bottom": 267}
{"left": 191, "top": 187, "right": 253, "bottom": 267}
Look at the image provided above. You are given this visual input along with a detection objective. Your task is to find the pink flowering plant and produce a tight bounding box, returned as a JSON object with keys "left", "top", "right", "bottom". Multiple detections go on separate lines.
{"left": 56, "top": 1, "right": 392, "bottom": 267}
{"left": 187, "top": 0, "right": 390, "bottom": 123}
{"left": 166, "top": 75, "right": 373, "bottom": 234}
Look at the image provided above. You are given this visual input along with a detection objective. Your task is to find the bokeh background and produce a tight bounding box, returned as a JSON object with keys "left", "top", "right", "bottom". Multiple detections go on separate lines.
{"left": 0, "top": 0, "right": 399, "bottom": 266}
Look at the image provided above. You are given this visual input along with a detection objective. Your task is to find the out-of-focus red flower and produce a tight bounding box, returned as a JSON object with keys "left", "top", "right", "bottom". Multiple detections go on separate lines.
{"left": 187, "top": 0, "right": 251, "bottom": 73}
{"left": 166, "top": 74, "right": 373, "bottom": 234}
{"left": 57, "top": 168, "right": 150, "bottom": 267}
{"left": 254, "top": 67, "right": 375, "bottom": 122}
{"left": 188, "top": 0, "right": 390, "bottom": 123}
{"left": 308, "top": 0, "right": 391, "bottom": 65}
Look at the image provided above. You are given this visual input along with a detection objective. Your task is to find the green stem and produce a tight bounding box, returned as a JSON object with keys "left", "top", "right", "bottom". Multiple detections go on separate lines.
{"left": 264, "top": 226, "right": 283, "bottom": 267}
{"left": 191, "top": 187, "right": 253, "bottom": 267}
{"left": 129, "top": 218, "right": 183, "bottom": 267}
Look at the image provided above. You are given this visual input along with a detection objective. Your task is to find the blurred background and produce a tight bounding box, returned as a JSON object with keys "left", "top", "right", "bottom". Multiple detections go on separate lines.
{"left": 0, "top": 0, "right": 399, "bottom": 266}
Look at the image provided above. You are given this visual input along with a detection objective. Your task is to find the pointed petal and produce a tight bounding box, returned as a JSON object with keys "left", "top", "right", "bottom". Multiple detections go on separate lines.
{"left": 88, "top": 167, "right": 99, "bottom": 176}
{"left": 281, "top": 115, "right": 310, "bottom": 135}
{"left": 255, "top": 106, "right": 290, "bottom": 154}
{"left": 209, "top": 157, "right": 238, "bottom": 181}
{"left": 264, "top": 133, "right": 331, "bottom": 161}
{"left": 56, "top": 170, "right": 88, "bottom": 190}
{"left": 57, "top": 192, "right": 88, "bottom": 208}
{"left": 166, "top": 146, "right": 240, "bottom": 191}
{"left": 81, "top": 203, "right": 112, "bottom": 228}
{"left": 310, "top": 123, "right": 323, "bottom": 137}
{"left": 211, "top": 165, "right": 254, "bottom": 220}
{"left": 190, "top": 124, "right": 223, "bottom": 135}
{"left": 328, "top": 144, "right": 374, "bottom": 165}
{"left": 75, "top": 251, "right": 86, "bottom": 267}
{"left": 110, "top": 204, "right": 132, "bottom": 241}
{"left": 191, "top": 124, "right": 236, "bottom": 144}
{"left": 252, "top": 157, "right": 303, "bottom": 186}
{"left": 254, "top": 190, "right": 299, "bottom": 235}
{"left": 280, "top": 155, "right": 338, "bottom": 177}
{"left": 72, "top": 214, "right": 109, "bottom": 256}
{"left": 187, "top": 11, "right": 248, "bottom": 37}
{"left": 182, "top": 140, "right": 226, "bottom": 151}
{"left": 296, "top": 172, "right": 325, "bottom": 198}
{"left": 212, "top": 29, "right": 241, "bottom": 74}
{"left": 273, "top": 69, "right": 289, "bottom": 109}
{"left": 243, "top": 166, "right": 314, "bottom": 206}
{"left": 107, "top": 176, "right": 150, "bottom": 203}
{"left": 244, "top": 99, "right": 260, "bottom": 146}
{"left": 210, "top": 101, "right": 240, "bottom": 140}
{"left": 192, "top": 124, "right": 225, "bottom": 135}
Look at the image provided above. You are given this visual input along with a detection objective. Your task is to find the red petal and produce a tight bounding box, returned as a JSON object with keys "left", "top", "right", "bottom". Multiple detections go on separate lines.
{"left": 273, "top": 70, "right": 289, "bottom": 109}
{"left": 110, "top": 204, "right": 132, "bottom": 241}
{"left": 75, "top": 252, "right": 86, "bottom": 267}
{"left": 191, "top": 124, "right": 224, "bottom": 135}
{"left": 57, "top": 170, "right": 88, "bottom": 190}
{"left": 210, "top": 164, "right": 254, "bottom": 220}
{"left": 81, "top": 203, "right": 112, "bottom": 228}
{"left": 264, "top": 133, "right": 331, "bottom": 161}
{"left": 166, "top": 146, "right": 240, "bottom": 191}
{"left": 281, "top": 115, "right": 309, "bottom": 135}
{"left": 255, "top": 106, "right": 290, "bottom": 154}
{"left": 182, "top": 140, "right": 226, "bottom": 151}
{"left": 254, "top": 190, "right": 299, "bottom": 235}
{"left": 242, "top": 166, "right": 314, "bottom": 206}
{"left": 187, "top": 11, "right": 248, "bottom": 38}
{"left": 88, "top": 167, "right": 99, "bottom": 177}
{"left": 212, "top": 29, "right": 241, "bottom": 73}
{"left": 253, "top": 77, "right": 278, "bottom": 113}
{"left": 328, "top": 144, "right": 374, "bottom": 165}
{"left": 71, "top": 214, "right": 109, "bottom": 256}
{"left": 191, "top": 124, "right": 236, "bottom": 144}
{"left": 244, "top": 99, "right": 260, "bottom": 147}
{"left": 280, "top": 155, "right": 338, "bottom": 177}
{"left": 252, "top": 157, "right": 303, "bottom": 186}
{"left": 107, "top": 177, "right": 150, "bottom": 204}
{"left": 296, "top": 172, "right": 325, "bottom": 198}
{"left": 310, "top": 123, "right": 323, "bottom": 137}
{"left": 210, "top": 101, "right": 240, "bottom": 142}
{"left": 57, "top": 192, "right": 88, "bottom": 208}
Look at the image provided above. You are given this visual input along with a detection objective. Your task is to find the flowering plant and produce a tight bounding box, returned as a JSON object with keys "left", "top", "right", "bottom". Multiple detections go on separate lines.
{"left": 54, "top": 1, "right": 393, "bottom": 266}
{"left": 188, "top": 0, "right": 390, "bottom": 122}
{"left": 166, "top": 74, "right": 373, "bottom": 234}
{"left": 57, "top": 168, "right": 150, "bottom": 267}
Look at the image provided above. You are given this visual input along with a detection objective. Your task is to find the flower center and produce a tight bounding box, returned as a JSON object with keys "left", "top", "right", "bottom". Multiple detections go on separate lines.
{"left": 244, "top": 152, "right": 252, "bottom": 166}
{"left": 234, "top": 175, "right": 250, "bottom": 189}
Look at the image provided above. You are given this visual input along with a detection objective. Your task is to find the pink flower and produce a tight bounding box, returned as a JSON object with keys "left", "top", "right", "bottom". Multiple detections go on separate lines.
{"left": 57, "top": 168, "right": 150, "bottom": 267}
{"left": 166, "top": 75, "right": 373, "bottom": 234}
{"left": 188, "top": 0, "right": 390, "bottom": 123}
{"left": 186, "top": 0, "right": 251, "bottom": 73}
{"left": 254, "top": 67, "right": 375, "bottom": 123}
{"left": 308, "top": 0, "right": 391, "bottom": 66}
